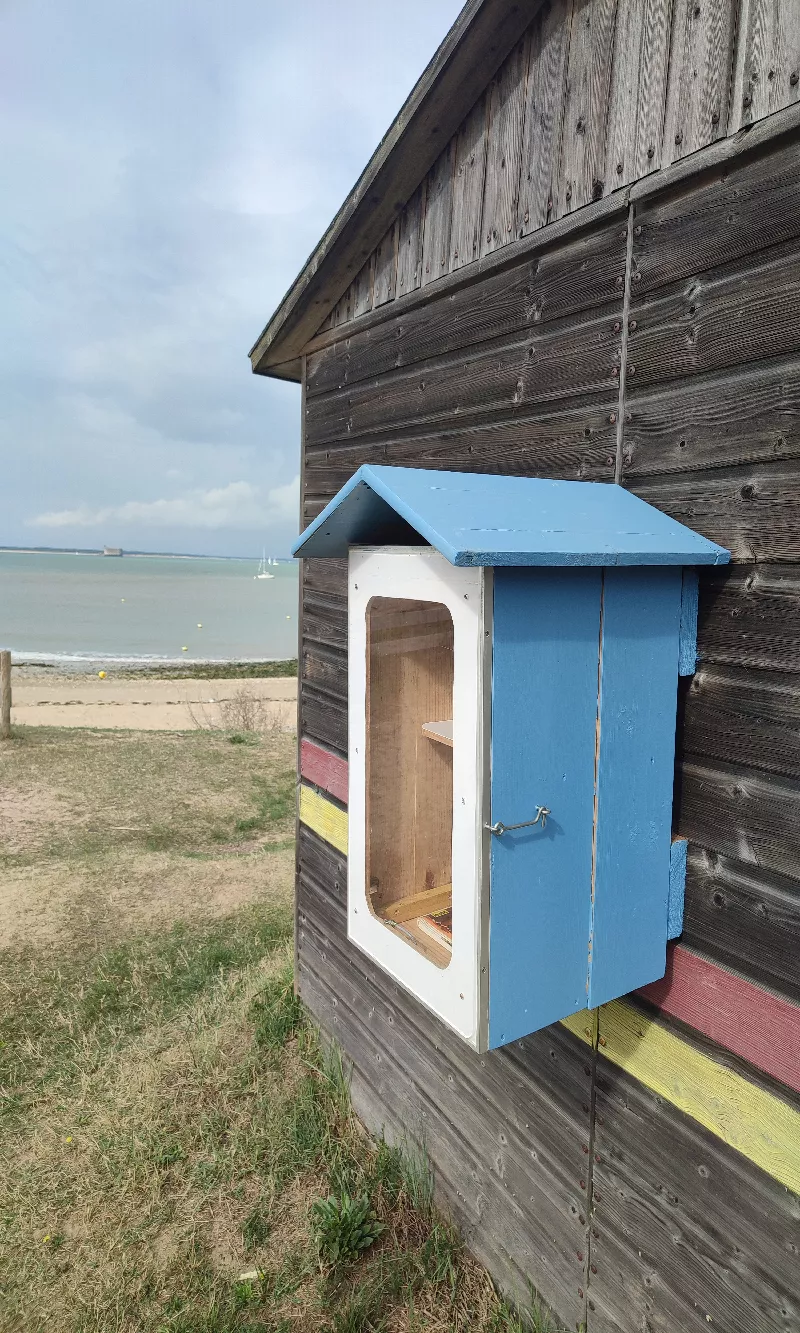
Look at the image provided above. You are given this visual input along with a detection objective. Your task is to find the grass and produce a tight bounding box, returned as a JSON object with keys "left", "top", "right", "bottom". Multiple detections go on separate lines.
{"left": 0, "top": 722, "right": 563, "bottom": 1332}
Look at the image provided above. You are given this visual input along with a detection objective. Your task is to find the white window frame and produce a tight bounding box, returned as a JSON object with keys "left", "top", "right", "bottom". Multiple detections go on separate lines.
{"left": 348, "top": 546, "right": 490, "bottom": 1045}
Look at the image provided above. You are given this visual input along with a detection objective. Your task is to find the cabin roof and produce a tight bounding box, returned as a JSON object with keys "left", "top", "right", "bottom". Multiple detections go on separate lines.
{"left": 291, "top": 466, "right": 730, "bottom": 566}
{"left": 248, "top": 0, "right": 538, "bottom": 381}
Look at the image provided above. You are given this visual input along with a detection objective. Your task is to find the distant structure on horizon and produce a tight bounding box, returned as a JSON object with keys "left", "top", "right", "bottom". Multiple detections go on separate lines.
{"left": 102, "top": 546, "right": 123, "bottom": 557}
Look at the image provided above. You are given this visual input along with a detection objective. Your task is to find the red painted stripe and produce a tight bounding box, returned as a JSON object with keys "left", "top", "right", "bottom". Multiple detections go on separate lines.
{"left": 300, "top": 738, "right": 348, "bottom": 805}
{"left": 298, "top": 745, "right": 800, "bottom": 1092}
{"left": 638, "top": 946, "right": 800, "bottom": 1095}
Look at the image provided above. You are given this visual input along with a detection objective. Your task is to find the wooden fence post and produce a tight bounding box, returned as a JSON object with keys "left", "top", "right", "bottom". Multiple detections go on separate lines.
{"left": 1, "top": 651, "right": 11, "bottom": 740}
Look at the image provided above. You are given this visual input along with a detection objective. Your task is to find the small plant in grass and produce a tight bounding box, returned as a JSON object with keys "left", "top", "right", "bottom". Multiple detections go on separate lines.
{"left": 312, "top": 1190, "right": 385, "bottom": 1267}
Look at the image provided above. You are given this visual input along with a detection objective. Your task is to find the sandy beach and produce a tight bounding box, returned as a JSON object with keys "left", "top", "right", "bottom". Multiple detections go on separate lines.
{"left": 8, "top": 672, "right": 297, "bottom": 731}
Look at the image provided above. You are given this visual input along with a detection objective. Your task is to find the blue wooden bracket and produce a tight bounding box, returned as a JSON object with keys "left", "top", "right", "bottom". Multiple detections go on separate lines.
{"left": 678, "top": 570, "right": 700, "bottom": 675}
{"left": 668, "top": 838, "right": 687, "bottom": 940}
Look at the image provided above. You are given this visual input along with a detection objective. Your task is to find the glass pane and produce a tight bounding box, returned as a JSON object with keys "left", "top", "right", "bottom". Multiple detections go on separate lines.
{"left": 365, "top": 597, "right": 454, "bottom": 969}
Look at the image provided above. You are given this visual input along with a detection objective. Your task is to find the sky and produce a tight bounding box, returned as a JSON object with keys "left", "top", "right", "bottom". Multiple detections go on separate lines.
{"left": 0, "top": 0, "right": 464, "bottom": 557}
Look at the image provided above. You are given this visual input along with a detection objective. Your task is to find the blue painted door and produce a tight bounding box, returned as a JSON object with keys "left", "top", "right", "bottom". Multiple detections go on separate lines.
{"left": 487, "top": 568, "right": 601, "bottom": 1048}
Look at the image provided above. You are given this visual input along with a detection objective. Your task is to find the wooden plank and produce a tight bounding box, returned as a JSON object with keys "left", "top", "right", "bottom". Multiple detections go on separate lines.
{"left": 518, "top": 0, "right": 572, "bottom": 236}
{"left": 300, "top": 737, "right": 348, "bottom": 803}
{"left": 300, "top": 685, "right": 348, "bottom": 756}
{"left": 566, "top": 999, "right": 800, "bottom": 1192}
{"left": 250, "top": 0, "right": 544, "bottom": 371}
{"left": 421, "top": 719, "right": 453, "bottom": 746}
{"left": 627, "top": 239, "right": 800, "bottom": 392}
{"left": 627, "top": 465, "right": 800, "bottom": 563}
{"left": 301, "top": 646, "right": 347, "bottom": 708}
{"left": 372, "top": 222, "right": 398, "bottom": 309}
{"left": 305, "top": 396, "right": 619, "bottom": 490}
{"left": 682, "top": 847, "right": 800, "bottom": 1002}
{"left": 420, "top": 143, "right": 454, "bottom": 287}
{"left": 395, "top": 182, "right": 426, "bottom": 300}
{"left": 681, "top": 661, "right": 800, "bottom": 780}
{"left": 298, "top": 783, "right": 348, "bottom": 855}
{"left": 306, "top": 215, "right": 627, "bottom": 395}
{"left": 590, "top": 568, "right": 683, "bottom": 1007}
{"left": 631, "top": 132, "right": 800, "bottom": 298}
{"left": 676, "top": 755, "right": 800, "bottom": 883}
{"left": 351, "top": 257, "right": 374, "bottom": 320}
{"left": 623, "top": 355, "right": 800, "bottom": 478}
{"left": 480, "top": 34, "right": 530, "bottom": 256}
{"left": 604, "top": 0, "right": 674, "bottom": 187}
{"left": 382, "top": 884, "right": 452, "bottom": 923}
{"left": 638, "top": 945, "right": 800, "bottom": 1095}
{"left": 731, "top": 0, "right": 800, "bottom": 132}
{"left": 588, "top": 1030, "right": 800, "bottom": 1333}
{"left": 696, "top": 562, "right": 800, "bottom": 673}
{"left": 556, "top": 0, "right": 619, "bottom": 218}
{"left": 449, "top": 94, "right": 488, "bottom": 272}
{"left": 489, "top": 567, "right": 602, "bottom": 1046}
{"left": 306, "top": 317, "right": 620, "bottom": 451}
{"left": 661, "top": 0, "right": 737, "bottom": 165}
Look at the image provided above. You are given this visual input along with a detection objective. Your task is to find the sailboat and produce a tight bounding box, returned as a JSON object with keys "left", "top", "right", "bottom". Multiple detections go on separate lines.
{"left": 254, "top": 548, "right": 275, "bottom": 580}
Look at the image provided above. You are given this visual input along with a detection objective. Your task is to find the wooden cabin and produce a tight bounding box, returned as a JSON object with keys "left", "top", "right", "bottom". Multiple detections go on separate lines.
{"left": 250, "top": 2, "right": 800, "bottom": 1329}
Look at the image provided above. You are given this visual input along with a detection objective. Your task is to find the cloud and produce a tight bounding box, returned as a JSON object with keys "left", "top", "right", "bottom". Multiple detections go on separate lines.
{"left": 30, "top": 477, "right": 299, "bottom": 532}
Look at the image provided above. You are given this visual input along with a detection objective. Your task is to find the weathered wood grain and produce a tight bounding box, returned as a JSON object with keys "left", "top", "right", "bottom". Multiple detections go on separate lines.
{"left": 395, "top": 182, "right": 426, "bottom": 301}
{"left": 604, "top": 0, "right": 674, "bottom": 186}
{"left": 557, "top": 0, "right": 619, "bottom": 218}
{"left": 300, "top": 684, "right": 347, "bottom": 756}
{"left": 682, "top": 847, "right": 800, "bottom": 1001}
{"left": 589, "top": 1025, "right": 800, "bottom": 1332}
{"left": 301, "top": 558, "right": 348, "bottom": 600}
{"left": 627, "top": 238, "right": 800, "bottom": 392}
{"left": 732, "top": 0, "right": 800, "bottom": 132}
{"left": 518, "top": 0, "right": 573, "bottom": 236}
{"left": 372, "top": 222, "right": 398, "bottom": 308}
{"left": 661, "top": 0, "right": 737, "bottom": 165}
{"left": 627, "top": 464, "right": 800, "bottom": 562}
{"left": 421, "top": 144, "right": 454, "bottom": 288}
{"left": 631, "top": 133, "right": 800, "bottom": 297}
{"left": 696, "top": 563, "right": 800, "bottom": 673}
{"left": 351, "top": 258, "right": 374, "bottom": 320}
{"left": 304, "top": 397, "right": 619, "bottom": 491}
{"left": 481, "top": 35, "right": 530, "bottom": 255}
{"left": 681, "top": 661, "right": 800, "bottom": 780}
{"left": 301, "top": 644, "right": 347, "bottom": 709}
{"left": 306, "top": 315, "right": 621, "bottom": 450}
{"left": 675, "top": 755, "right": 800, "bottom": 884}
{"left": 449, "top": 95, "right": 489, "bottom": 272}
{"left": 306, "top": 215, "right": 627, "bottom": 395}
{"left": 623, "top": 355, "right": 800, "bottom": 478}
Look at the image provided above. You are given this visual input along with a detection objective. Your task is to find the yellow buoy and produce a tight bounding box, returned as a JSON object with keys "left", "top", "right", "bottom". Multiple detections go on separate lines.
{"left": 182, "top": 646, "right": 188, "bottom": 652}
{"left": 197, "top": 623, "right": 202, "bottom": 628}
{"left": 98, "top": 670, "right": 106, "bottom": 679}
{"left": 121, "top": 598, "right": 125, "bottom": 602}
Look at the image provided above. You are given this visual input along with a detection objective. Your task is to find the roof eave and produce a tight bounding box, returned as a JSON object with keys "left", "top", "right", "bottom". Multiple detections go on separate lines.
{"left": 249, "top": 0, "right": 541, "bottom": 381}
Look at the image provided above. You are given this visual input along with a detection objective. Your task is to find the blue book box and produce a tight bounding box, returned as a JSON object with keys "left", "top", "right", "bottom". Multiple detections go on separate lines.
{"left": 293, "top": 467, "right": 729, "bottom": 1052}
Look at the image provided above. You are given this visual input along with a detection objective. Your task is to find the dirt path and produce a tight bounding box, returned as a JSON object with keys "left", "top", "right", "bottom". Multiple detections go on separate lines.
{"left": 8, "top": 676, "right": 297, "bottom": 730}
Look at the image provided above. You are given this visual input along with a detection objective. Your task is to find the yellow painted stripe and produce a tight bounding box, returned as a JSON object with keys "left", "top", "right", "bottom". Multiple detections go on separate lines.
{"left": 561, "top": 1004, "right": 800, "bottom": 1194}
{"left": 299, "top": 784, "right": 348, "bottom": 856}
{"left": 299, "top": 792, "right": 800, "bottom": 1192}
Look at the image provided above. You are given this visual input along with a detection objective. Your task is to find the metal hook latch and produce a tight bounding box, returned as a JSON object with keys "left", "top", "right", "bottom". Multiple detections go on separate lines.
{"left": 486, "top": 805, "right": 550, "bottom": 837}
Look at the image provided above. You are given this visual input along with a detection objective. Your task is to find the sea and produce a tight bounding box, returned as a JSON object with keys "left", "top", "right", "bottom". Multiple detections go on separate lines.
{"left": 0, "top": 551, "right": 300, "bottom": 667}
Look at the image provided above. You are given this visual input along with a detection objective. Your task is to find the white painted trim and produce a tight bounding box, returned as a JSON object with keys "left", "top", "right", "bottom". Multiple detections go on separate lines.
{"left": 348, "top": 546, "right": 487, "bottom": 1046}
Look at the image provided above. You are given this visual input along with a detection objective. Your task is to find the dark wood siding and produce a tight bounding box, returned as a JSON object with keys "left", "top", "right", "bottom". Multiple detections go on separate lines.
{"left": 313, "top": 0, "right": 800, "bottom": 342}
{"left": 296, "top": 124, "right": 800, "bottom": 1333}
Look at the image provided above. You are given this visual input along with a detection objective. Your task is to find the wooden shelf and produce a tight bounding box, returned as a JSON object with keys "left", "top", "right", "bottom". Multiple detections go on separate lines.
{"left": 382, "top": 883, "right": 452, "bottom": 923}
{"left": 421, "top": 719, "right": 453, "bottom": 748}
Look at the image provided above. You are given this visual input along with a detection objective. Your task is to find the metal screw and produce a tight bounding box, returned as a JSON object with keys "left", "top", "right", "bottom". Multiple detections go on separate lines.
{"left": 634, "top": 225, "right": 642, "bottom": 237}
{"left": 612, "top": 366, "right": 620, "bottom": 378}
{"left": 613, "top": 321, "right": 621, "bottom": 332}
{"left": 629, "top": 319, "right": 637, "bottom": 331}
{"left": 633, "top": 271, "right": 642, "bottom": 282}
{"left": 609, "top": 412, "right": 617, "bottom": 424}
{"left": 711, "top": 110, "right": 720, "bottom": 125}
{"left": 616, "top": 162, "right": 624, "bottom": 175}
{"left": 791, "top": 71, "right": 799, "bottom": 86}
{"left": 743, "top": 92, "right": 753, "bottom": 108}
{"left": 675, "top": 131, "right": 683, "bottom": 146}
{"left": 647, "top": 144, "right": 655, "bottom": 159}
{"left": 629, "top": 365, "right": 636, "bottom": 376}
